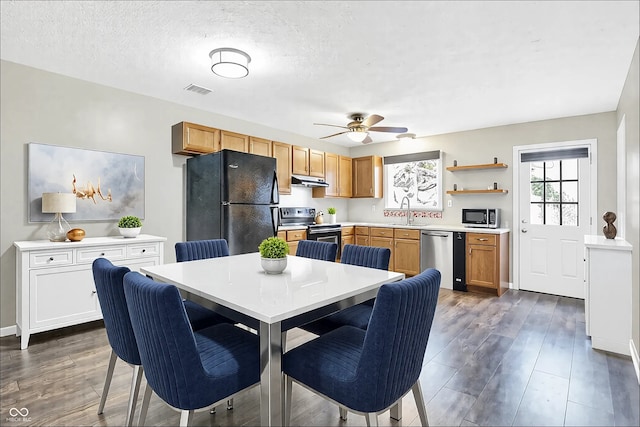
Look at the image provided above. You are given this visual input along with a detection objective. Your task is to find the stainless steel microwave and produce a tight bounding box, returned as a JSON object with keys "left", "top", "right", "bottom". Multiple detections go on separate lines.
{"left": 462, "top": 208, "right": 500, "bottom": 228}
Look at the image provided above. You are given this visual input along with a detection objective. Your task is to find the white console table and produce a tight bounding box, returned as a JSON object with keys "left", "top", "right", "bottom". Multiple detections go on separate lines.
{"left": 584, "top": 235, "right": 632, "bottom": 355}
{"left": 14, "top": 235, "right": 166, "bottom": 349}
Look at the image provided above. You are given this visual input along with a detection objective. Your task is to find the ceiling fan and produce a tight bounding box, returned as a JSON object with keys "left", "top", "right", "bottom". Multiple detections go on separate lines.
{"left": 314, "top": 113, "right": 408, "bottom": 144}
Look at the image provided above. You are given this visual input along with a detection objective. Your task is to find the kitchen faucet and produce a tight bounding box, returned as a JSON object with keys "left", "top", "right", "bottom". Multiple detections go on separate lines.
{"left": 400, "top": 196, "right": 412, "bottom": 225}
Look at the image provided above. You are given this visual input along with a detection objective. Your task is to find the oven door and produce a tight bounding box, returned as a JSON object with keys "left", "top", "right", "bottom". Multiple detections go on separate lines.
{"left": 307, "top": 229, "right": 342, "bottom": 259}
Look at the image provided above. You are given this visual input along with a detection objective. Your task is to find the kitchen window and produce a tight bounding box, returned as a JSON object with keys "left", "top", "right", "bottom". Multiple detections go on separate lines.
{"left": 383, "top": 150, "right": 442, "bottom": 211}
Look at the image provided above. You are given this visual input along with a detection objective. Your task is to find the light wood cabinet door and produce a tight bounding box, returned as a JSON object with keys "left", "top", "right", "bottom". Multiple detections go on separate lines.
{"left": 466, "top": 243, "right": 498, "bottom": 289}
{"left": 172, "top": 122, "right": 220, "bottom": 155}
{"left": 394, "top": 238, "right": 420, "bottom": 276}
{"left": 292, "top": 146, "right": 309, "bottom": 175}
{"left": 272, "top": 141, "right": 292, "bottom": 194}
{"left": 341, "top": 234, "right": 354, "bottom": 259}
{"left": 309, "top": 149, "right": 325, "bottom": 177}
{"left": 370, "top": 236, "right": 394, "bottom": 271}
{"left": 220, "top": 130, "right": 249, "bottom": 152}
{"left": 355, "top": 235, "right": 369, "bottom": 246}
{"left": 324, "top": 152, "right": 339, "bottom": 197}
{"left": 352, "top": 156, "right": 383, "bottom": 198}
{"left": 249, "top": 136, "right": 272, "bottom": 157}
{"left": 339, "top": 156, "right": 352, "bottom": 197}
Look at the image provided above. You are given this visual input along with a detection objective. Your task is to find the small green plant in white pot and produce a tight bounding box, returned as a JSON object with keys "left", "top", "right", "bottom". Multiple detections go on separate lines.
{"left": 258, "top": 236, "right": 289, "bottom": 274}
{"left": 327, "top": 207, "right": 337, "bottom": 224}
{"left": 118, "top": 215, "right": 142, "bottom": 238}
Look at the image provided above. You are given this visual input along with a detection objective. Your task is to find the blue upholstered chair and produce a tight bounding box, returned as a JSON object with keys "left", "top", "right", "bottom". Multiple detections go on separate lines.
{"left": 123, "top": 271, "right": 260, "bottom": 427}
{"left": 300, "top": 244, "right": 391, "bottom": 335}
{"left": 283, "top": 268, "right": 441, "bottom": 427}
{"left": 295, "top": 240, "right": 338, "bottom": 262}
{"left": 175, "top": 239, "right": 230, "bottom": 262}
{"left": 92, "top": 258, "right": 225, "bottom": 426}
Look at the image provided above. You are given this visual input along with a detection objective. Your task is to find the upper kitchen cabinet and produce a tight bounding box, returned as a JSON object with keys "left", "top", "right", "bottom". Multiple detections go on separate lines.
{"left": 172, "top": 122, "right": 220, "bottom": 155}
{"left": 220, "top": 130, "right": 250, "bottom": 152}
{"left": 272, "top": 141, "right": 292, "bottom": 194}
{"left": 249, "top": 136, "right": 272, "bottom": 157}
{"left": 312, "top": 153, "right": 352, "bottom": 198}
{"left": 352, "top": 155, "right": 383, "bottom": 198}
{"left": 293, "top": 146, "right": 325, "bottom": 177}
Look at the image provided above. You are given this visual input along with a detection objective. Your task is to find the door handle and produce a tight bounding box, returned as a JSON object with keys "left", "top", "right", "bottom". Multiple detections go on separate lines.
{"left": 522, "top": 228, "right": 528, "bottom": 233}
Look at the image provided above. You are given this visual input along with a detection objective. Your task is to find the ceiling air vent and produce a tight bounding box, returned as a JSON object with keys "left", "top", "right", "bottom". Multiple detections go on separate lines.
{"left": 184, "top": 84, "right": 212, "bottom": 95}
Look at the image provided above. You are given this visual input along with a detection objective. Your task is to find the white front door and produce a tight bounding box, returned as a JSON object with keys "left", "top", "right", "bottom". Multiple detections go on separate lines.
{"left": 515, "top": 141, "right": 595, "bottom": 298}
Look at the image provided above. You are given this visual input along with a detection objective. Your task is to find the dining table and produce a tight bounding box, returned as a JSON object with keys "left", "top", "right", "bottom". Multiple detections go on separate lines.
{"left": 140, "top": 252, "right": 405, "bottom": 426}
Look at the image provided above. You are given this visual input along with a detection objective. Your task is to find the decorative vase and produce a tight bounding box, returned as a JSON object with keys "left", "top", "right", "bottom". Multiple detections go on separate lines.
{"left": 602, "top": 211, "right": 617, "bottom": 239}
{"left": 66, "top": 228, "right": 86, "bottom": 242}
{"left": 119, "top": 227, "right": 141, "bottom": 238}
{"left": 261, "top": 257, "right": 287, "bottom": 274}
{"left": 328, "top": 213, "right": 337, "bottom": 224}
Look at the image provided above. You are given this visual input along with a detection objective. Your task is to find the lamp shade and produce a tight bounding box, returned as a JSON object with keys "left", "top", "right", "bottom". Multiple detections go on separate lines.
{"left": 209, "top": 47, "right": 251, "bottom": 79}
{"left": 42, "top": 193, "right": 76, "bottom": 213}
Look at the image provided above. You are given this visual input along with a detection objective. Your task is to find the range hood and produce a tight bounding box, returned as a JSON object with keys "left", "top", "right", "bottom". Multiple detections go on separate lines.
{"left": 291, "top": 174, "right": 329, "bottom": 188}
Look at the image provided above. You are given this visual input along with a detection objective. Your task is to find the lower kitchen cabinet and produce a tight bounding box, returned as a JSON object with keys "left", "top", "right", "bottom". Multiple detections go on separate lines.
{"left": 370, "top": 227, "right": 394, "bottom": 271}
{"left": 278, "top": 229, "right": 307, "bottom": 255}
{"left": 14, "top": 235, "right": 166, "bottom": 349}
{"left": 340, "top": 226, "right": 355, "bottom": 258}
{"left": 393, "top": 228, "right": 421, "bottom": 276}
{"left": 355, "top": 226, "right": 370, "bottom": 246}
{"left": 465, "top": 232, "right": 509, "bottom": 296}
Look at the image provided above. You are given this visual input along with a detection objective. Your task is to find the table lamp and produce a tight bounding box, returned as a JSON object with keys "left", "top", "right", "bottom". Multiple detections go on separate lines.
{"left": 42, "top": 193, "right": 76, "bottom": 242}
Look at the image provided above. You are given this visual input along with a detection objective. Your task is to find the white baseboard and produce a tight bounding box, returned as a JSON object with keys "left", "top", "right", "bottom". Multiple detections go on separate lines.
{"left": 631, "top": 339, "right": 640, "bottom": 385}
{"left": 0, "top": 325, "right": 17, "bottom": 338}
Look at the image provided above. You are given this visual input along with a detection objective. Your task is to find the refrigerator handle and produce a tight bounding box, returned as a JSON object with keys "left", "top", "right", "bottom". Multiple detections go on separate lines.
{"left": 271, "top": 171, "right": 280, "bottom": 204}
{"left": 271, "top": 207, "right": 278, "bottom": 237}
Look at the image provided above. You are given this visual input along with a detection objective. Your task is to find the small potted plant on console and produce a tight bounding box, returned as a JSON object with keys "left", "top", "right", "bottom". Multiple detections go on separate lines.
{"left": 258, "top": 236, "right": 289, "bottom": 274}
{"left": 118, "top": 215, "right": 142, "bottom": 238}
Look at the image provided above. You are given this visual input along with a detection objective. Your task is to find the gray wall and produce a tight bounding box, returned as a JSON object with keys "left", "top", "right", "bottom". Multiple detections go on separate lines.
{"left": 617, "top": 39, "right": 639, "bottom": 357}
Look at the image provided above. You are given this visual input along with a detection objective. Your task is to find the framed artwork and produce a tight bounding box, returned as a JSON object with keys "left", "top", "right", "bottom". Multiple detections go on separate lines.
{"left": 384, "top": 150, "right": 442, "bottom": 211}
{"left": 28, "top": 143, "right": 145, "bottom": 222}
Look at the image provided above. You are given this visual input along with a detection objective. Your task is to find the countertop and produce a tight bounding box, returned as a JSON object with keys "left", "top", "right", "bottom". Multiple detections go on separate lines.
{"left": 279, "top": 223, "right": 511, "bottom": 234}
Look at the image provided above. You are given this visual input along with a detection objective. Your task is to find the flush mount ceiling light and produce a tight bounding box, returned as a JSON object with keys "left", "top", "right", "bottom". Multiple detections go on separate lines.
{"left": 209, "top": 47, "right": 251, "bottom": 79}
{"left": 347, "top": 129, "right": 368, "bottom": 142}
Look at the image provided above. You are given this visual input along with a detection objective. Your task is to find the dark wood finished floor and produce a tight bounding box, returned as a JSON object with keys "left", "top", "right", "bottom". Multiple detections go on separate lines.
{"left": 1, "top": 289, "right": 638, "bottom": 426}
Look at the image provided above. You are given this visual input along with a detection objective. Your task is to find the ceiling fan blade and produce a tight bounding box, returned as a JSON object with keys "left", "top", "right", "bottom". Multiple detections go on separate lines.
{"left": 368, "top": 126, "right": 409, "bottom": 133}
{"left": 361, "top": 135, "right": 374, "bottom": 144}
{"left": 320, "top": 130, "right": 350, "bottom": 139}
{"left": 313, "top": 123, "right": 350, "bottom": 130}
{"left": 362, "top": 114, "right": 384, "bottom": 128}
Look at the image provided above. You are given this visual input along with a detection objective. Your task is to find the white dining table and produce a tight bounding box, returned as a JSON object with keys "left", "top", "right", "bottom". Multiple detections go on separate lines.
{"left": 141, "top": 252, "right": 404, "bottom": 426}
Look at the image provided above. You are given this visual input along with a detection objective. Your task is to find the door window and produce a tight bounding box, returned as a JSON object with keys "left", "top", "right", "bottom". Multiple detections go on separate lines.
{"left": 529, "top": 159, "right": 579, "bottom": 226}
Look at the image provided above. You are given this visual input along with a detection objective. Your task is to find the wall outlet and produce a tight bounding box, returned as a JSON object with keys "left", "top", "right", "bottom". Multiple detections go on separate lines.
{"left": 447, "top": 199, "right": 453, "bottom": 208}
{"left": 372, "top": 204, "right": 376, "bottom": 212}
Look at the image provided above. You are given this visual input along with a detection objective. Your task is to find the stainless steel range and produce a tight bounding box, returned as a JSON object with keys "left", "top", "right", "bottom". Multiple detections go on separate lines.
{"left": 279, "top": 207, "right": 342, "bottom": 257}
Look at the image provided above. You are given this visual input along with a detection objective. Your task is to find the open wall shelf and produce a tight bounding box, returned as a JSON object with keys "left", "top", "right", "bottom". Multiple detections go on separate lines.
{"left": 446, "top": 162, "right": 508, "bottom": 172}
{"left": 446, "top": 189, "right": 508, "bottom": 195}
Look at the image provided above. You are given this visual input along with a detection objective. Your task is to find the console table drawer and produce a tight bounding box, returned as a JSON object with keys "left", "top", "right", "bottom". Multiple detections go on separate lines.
{"left": 30, "top": 250, "right": 73, "bottom": 268}
{"left": 127, "top": 243, "right": 161, "bottom": 258}
{"left": 77, "top": 246, "right": 126, "bottom": 263}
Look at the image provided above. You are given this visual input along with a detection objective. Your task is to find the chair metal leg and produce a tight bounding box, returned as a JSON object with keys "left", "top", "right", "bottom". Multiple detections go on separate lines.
{"left": 137, "top": 382, "right": 153, "bottom": 427}
{"left": 365, "top": 412, "right": 378, "bottom": 427}
{"left": 284, "top": 375, "right": 293, "bottom": 427}
{"left": 180, "top": 409, "right": 194, "bottom": 427}
{"left": 226, "top": 398, "right": 233, "bottom": 410}
{"left": 125, "top": 365, "right": 144, "bottom": 427}
{"left": 412, "top": 381, "right": 429, "bottom": 427}
{"left": 390, "top": 399, "right": 402, "bottom": 421}
{"left": 281, "top": 330, "right": 287, "bottom": 353}
{"left": 97, "top": 349, "right": 117, "bottom": 415}
{"left": 339, "top": 406, "right": 348, "bottom": 420}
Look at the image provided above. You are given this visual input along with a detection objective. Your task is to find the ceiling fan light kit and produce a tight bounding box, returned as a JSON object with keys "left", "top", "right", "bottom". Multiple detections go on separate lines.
{"left": 314, "top": 113, "right": 409, "bottom": 144}
{"left": 209, "top": 47, "right": 251, "bottom": 79}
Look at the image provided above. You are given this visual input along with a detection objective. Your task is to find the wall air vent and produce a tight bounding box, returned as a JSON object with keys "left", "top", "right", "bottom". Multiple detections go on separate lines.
{"left": 184, "top": 84, "right": 212, "bottom": 95}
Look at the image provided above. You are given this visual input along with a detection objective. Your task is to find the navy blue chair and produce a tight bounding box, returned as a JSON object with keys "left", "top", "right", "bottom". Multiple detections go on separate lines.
{"left": 295, "top": 240, "right": 338, "bottom": 262}
{"left": 283, "top": 268, "right": 441, "bottom": 426}
{"left": 123, "top": 271, "right": 260, "bottom": 427}
{"left": 300, "top": 244, "right": 391, "bottom": 335}
{"left": 92, "top": 258, "right": 226, "bottom": 426}
{"left": 175, "top": 239, "right": 230, "bottom": 262}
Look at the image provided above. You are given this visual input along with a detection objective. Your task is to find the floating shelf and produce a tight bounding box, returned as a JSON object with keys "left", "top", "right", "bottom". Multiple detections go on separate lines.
{"left": 446, "top": 189, "right": 509, "bottom": 195}
{"left": 446, "top": 163, "right": 508, "bottom": 172}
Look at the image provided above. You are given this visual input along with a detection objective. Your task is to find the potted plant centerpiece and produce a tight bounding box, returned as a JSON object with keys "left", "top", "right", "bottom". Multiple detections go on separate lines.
{"left": 258, "top": 236, "right": 289, "bottom": 274}
{"left": 327, "top": 207, "right": 337, "bottom": 224}
{"left": 118, "top": 215, "right": 142, "bottom": 238}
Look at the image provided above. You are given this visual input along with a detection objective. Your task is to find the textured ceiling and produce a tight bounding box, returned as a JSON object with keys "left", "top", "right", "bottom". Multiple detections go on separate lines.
{"left": 1, "top": 1, "right": 638, "bottom": 147}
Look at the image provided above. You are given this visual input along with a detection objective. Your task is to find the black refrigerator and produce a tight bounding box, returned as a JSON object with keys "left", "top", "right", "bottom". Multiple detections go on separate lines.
{"left": 186, "top": 150, "right": 279, "bottom": 255}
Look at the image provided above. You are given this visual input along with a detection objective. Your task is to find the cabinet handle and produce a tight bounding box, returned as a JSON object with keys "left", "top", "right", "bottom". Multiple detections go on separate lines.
{"left": 49, "top": 257, "right": 54, "bottom": 261}
{"left": 101, "top": 253, "right": 105, "bottom": 256}
{"left": 142, "top": 249, "right": 146, "bottom": 253}
{"left": 477, "top": 238, "right": 488, "bottom": 241}
{"left": 92, "top": 290, "right": 97, "bottom": 294}
{"left": 469, "top": 248, "right": 472, "bottom": 254}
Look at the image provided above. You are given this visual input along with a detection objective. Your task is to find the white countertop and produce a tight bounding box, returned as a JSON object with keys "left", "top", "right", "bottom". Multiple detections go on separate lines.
{"left": 278, "top": 222, "right": 510, "bottom": 234}
{"left": 584, "top": 235, "right": 632, "bottom": 251}
{"left": 14, "top": 234, "right": 167, "bottom": 251}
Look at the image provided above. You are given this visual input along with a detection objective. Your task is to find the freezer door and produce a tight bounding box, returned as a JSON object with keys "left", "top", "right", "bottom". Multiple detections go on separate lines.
{"left": 223, "top": 204, "right": 277, "bottom": 255}
{"left": 221, "top": 150, "right": 277, "bottom": 205}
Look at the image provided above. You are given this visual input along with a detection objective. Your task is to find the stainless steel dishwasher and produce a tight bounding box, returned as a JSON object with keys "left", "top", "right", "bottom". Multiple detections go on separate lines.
{"left": 420, "top": 230, "right": 453, "bottom": 289}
